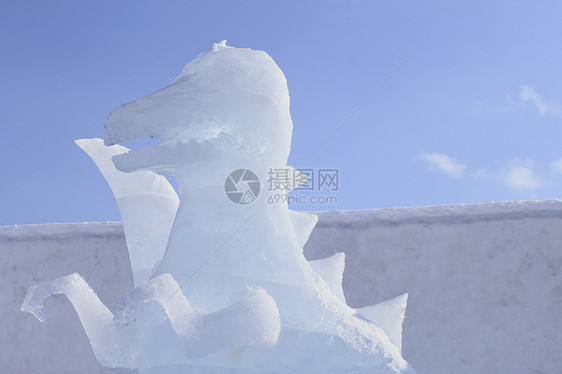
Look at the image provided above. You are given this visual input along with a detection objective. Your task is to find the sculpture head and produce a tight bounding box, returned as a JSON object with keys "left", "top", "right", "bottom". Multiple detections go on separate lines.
{"left": 104, "top": 41, "right": 293, "bottom": 177}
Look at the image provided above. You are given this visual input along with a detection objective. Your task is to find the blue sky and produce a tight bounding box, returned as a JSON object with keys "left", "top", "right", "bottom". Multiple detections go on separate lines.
{"left": 2, "top": 1, "right": 562, "bottom": 225}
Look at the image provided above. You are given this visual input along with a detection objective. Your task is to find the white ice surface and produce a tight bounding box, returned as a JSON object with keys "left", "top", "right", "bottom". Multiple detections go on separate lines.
{"left": 76, "top": 138, "right": 179, "bottom": 286}
{"left": 19, "top": 42, "right": 412, "bottom": 374}
{"left": 356, "top": 294, "right": 408, "bottom": 354}
{"left": 78, "top": 137, "right": 319, "bottom": 286}
{"left": 309, "top": 252, "right": 346, "bottom": 304}
{"left": 104, "top": 40, "right": 293, "bottom": 168}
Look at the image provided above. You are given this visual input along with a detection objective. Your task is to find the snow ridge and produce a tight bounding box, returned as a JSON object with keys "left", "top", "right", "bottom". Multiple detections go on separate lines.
{"left": 316, "top": 199, "right": 562, "bottom": 227}
{"left": 0, "top": 222, "right": 123, "bottom": 242}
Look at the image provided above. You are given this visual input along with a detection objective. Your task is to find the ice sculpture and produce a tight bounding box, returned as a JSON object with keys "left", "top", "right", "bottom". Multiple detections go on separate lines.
{"left": 75, "top": 138, "right": 179, "bottom": 286}
{"left": 22, "top": 41, "right": 416, "bottom": 373}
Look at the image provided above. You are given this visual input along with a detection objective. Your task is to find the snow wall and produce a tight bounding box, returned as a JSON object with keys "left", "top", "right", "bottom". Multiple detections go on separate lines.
{"left": 2, "top": 200, "right": 561, "bottom": 374}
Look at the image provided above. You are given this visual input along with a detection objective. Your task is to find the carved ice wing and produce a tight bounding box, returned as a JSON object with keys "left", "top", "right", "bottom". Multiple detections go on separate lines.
{"left": 356, "top": 293, "right": 408, "bottom": 354}
{"left": 288, "top": 210, "right": 318, "bottom": 248}
{"left": 308, "top": 252, "right": 346, "bottom": 304}
{"left": 76, "top": 138, "right": 179, "bottom": 286}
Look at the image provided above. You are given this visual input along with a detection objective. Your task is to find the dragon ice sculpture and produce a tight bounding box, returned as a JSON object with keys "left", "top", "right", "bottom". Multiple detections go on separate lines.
{"left": 22, "top": 41, "right": 416, "bottom": 374}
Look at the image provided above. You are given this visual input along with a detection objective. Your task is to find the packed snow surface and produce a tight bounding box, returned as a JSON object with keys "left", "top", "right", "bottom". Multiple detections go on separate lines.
{"left": 4, "top": 199, "right": 561, "bottom": 373}
{"left": 305, "top": 200, "right": 562, "bottom": 374}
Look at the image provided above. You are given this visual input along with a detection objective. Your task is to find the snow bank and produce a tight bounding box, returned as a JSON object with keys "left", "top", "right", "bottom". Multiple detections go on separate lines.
{"left": 305, "top": 200, "right": 562, "bottom": 374}
{"left": 2, "top": 200, "right": 561, "bottom": 373}
{"left": 1, "top": 223, "right": 133, "bottom": 374}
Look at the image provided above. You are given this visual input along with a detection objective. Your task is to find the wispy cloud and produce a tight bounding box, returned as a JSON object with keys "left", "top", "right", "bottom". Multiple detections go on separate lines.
{"left": 550, "top": 158, "right": 562, "bottom": 175}
{"left": 472, "top": 168, "right": 495, "bottom": 180}
{"left": 414, "top": 150, "right": 562, "bottom": 196}
{"left": 417, "top": 153, "right": 547, "bottom": 192}
{"left": 501, "top": 161, "right": 541, "bottom": 190}
{"left": 519, "top": 85, "right": 561, "bottom": 116}
{"left": 416, "top": 152, "right": 466, "bottom": 179}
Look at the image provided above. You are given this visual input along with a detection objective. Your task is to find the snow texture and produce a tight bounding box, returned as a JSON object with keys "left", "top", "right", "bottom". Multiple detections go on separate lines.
{"left": 3, "top": 200, "right": 562, "bottom": 373}
{"left": 305, "top": 200, "right": 562, "bottom": 374}
{"left": 19, "top": 41, "right": 412, "bottom": 374}
{"left": 1, "top": 222, "right": 133, "bottom": 374}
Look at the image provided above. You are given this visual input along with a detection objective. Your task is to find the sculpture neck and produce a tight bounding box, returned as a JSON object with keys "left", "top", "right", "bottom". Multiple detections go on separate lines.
{"left": 172, "top": 158, "right": 290, "bottom": 215}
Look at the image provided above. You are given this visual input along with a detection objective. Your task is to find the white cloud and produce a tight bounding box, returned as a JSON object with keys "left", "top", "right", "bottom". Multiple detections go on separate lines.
{"left": 501, "top": 162, "right": 541, "bottom": 190}
{"left": 519, "top": 85, "right": 561, "bottom": 116}
{"left": 416, "top": 152, "right": 466, "bottom": 179}
{"left": 550, "top": 158, "right": 562, "bottom": 175}
{"left": 416, "top": 153, "right": 550, "bottom": 193}
{"left": 472, "top": 168, "right": 495, "bottom": 180}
